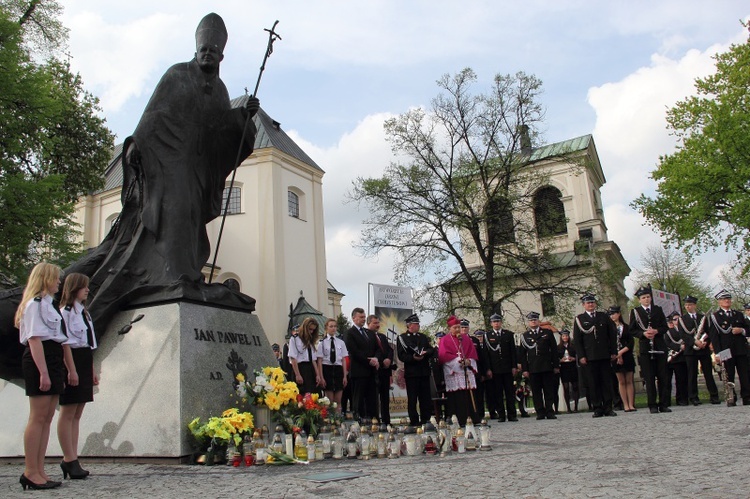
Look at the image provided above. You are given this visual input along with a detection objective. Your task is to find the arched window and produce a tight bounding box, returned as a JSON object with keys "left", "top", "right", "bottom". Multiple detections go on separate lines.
{"left": 534, "top": 186, "right": 567, "bottom": 237}
{"left": 221, "top": 186, "right": 242, "bottom": 215}
{"left": 288, "top": 190, "right": 300, "bottom": 218}
{"left": 486, "top": 196, "right": 515, "bottom": 244}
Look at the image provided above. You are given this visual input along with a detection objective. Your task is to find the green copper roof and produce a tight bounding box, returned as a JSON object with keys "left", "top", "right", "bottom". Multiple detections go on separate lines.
{"left": 527, "top": 134, "right": 592, "bottom": 163}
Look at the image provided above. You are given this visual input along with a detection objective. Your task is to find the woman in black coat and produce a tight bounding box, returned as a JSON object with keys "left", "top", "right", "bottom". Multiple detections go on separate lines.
{"left": 557, "top": 329, "right": 579, "bottom": 413}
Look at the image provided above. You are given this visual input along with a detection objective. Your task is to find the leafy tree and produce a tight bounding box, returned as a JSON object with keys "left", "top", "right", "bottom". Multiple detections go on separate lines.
{"left": 629, "top": 245, "right": 712, "bottom": 310}
{"left": 0, "top": 1, "right": 113, "bottom": 286}
{"left": 351, "top": 68, "right": 620, "bottom": 328}
{"left": 632, "top": 26, "right": 750, "bottom": 272}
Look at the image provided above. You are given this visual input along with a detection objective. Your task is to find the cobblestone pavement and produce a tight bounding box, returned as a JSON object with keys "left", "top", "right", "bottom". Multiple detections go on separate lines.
{"left": 2, "top": 404, "right": 749, "bottom": 498}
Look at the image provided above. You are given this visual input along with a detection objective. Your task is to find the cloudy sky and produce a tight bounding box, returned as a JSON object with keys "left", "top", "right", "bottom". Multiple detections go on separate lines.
{"left": 59, "top": 1, "right": 749, "bottom": 316}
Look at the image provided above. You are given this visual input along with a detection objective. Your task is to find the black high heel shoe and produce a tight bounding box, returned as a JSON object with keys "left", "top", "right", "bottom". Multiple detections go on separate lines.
{"left": 19, "top": 474, "right": 60, "bottom": 490}
{"left": 60, "top": 459, "right": 89, "bottom": 479}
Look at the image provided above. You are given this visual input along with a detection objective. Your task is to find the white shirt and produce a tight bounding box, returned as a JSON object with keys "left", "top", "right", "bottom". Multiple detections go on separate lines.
{"left": 61, "top": 301, "right": 98, "bottom": 350}
{"left": 317, "top": 335, "right": 348, "bottom": 366}
{"left": 19, "top": 295, "right": 66, "bottom": 346}
{"left": 288, "top": 336, "right": 320, "bottom": 363}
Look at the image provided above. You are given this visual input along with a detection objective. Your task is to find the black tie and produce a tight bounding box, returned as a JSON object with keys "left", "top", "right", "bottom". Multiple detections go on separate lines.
{"left": 82, "top": 310, "right": 95, "bottom": 348}
{"left": 360, "top": 327, "right": 367, "bottom": 339}
{"left": 330, "top": 337, "right": 336, "bottom": 363}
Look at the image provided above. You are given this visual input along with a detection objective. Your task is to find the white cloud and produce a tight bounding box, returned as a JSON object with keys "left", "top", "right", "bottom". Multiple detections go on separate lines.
{"left": 64, "top": 11, "right": 185, "bottom": 112}
{"left": 288, "top": 112, "right": 405, "bottom": 313}
{"left": 592, "top": 30, "right": 747, "bottom": 293}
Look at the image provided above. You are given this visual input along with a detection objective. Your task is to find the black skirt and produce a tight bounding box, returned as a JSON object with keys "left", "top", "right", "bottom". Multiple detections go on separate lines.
{"left": 60, "top": 347, "right": 94, "bottom": 405}
{"left": 22, "top": 340, "right": 65, "bottom": 397}
{"left": 560, "top": 362, "right": 578, "bottom": 383}
{"left": 322, "top": 364, "right": 345, "bottom": 392}
{"left": 296, "top": 362, "right": 320, "bottom": 395}
{"left": 613, "top": 352, "right": 636, "bottom": 373}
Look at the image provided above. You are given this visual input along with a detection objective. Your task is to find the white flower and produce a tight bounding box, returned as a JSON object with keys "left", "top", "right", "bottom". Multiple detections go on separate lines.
{"left": 254, "top": 385, "right": 263, "bottom": 394}
{"left": 319, "top": 396, "right": 331, "bottom": 406}
{"left": 264, "top": 384, "right": 273, "bottom": 392}
{"left": 237, "top": 385, "right": 247, "bottom": 397}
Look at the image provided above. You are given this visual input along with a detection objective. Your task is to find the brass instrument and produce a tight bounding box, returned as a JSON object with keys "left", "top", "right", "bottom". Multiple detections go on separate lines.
{"left": 719, "top": 361, "right": 736, "bottom": 406}
{"left": 666, "top": 329, "right": 683, "bottom": 363}
{"left": 692, "top": 310, "right": 710, "bottom": 350}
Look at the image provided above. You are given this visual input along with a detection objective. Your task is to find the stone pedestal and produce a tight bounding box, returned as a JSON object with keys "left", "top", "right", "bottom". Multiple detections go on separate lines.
{"left": 0, "top": 301, "right": 276, "bottom": 458}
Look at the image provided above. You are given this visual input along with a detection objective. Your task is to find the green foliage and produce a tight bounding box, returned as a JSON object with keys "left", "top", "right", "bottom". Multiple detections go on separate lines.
{"left": 0, "top": 2, "right": 113, "bottom": 286}
{"left": 0, "top": 173, "right": 83, "bottom": 286}
{"left": 335, "top": 313, "right": 351, "bottom": 337}
{"left": 633, "top": 26, "right": 750, "bottom": 271}
{"left": 351, "top": 68, "right": 610, "bottom": 328}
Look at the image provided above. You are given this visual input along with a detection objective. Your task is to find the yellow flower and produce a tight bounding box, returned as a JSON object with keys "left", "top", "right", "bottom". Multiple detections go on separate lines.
{"left": 236, "top": 373, "right": 245, "bottom": 382}
{"left": 265, "top": 392, "right": 281, "bottom": 411}
{"left": 311, "top": 393, "right": 319, "bottom": 403}
{"left": 222, "top": 408, "right": 238, "bottom": 418}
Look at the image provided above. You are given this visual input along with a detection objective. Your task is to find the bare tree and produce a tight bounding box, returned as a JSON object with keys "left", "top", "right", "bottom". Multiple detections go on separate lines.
{"left": 632, "top": 245, "right": 712, "bottom": 306}
{"left": 351, "top": 68, "right": 621, "bottom": 328}
{"left": 718, "top": 260, "right": 750, "bottom": 306}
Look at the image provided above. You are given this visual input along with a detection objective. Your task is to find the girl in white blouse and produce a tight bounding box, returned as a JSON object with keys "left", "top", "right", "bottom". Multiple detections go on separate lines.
{"left": 15, "top": 262, "right": 66, "bottom": 490}
{"left": 317, "top": 318, "right": 349, "bottom": 412}
{"left": 289, "top": 317, "right": 322, "bottom": 395}
{"left": 58, "top": 273, "right": 98, "bottom": 480}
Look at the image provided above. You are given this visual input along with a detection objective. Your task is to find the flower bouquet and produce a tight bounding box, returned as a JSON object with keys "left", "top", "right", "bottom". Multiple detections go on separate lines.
{"left": 188, "top": 408, "right": 254, "bottom": 464}
{"left": 235, "top": 366, "right": 299, "bottom": 411}
{"left": 290, "top": 393, "right": 331, "bottom": 437}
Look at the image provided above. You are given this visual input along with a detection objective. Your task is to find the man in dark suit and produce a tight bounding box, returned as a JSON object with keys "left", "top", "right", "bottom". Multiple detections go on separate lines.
{"left": 519, "top": 311, "right": 559, "bottom": 420}
{"left": 677, "top": 295, "right": 719, "bottom": 405}
{"left": 665, "top": 312, "right": 689, "bottom": 406}
{"left": 397, "top": 313, "right": 434, "bottom": 425}
{"left": 344, "top": 307, "right": 379, "bottom": 420}
{"left": 709, "top": 290, "right": 750, "bottom": 406}
{"left": 629, "top": 284, "right": 670, "bottom": 413}
{"left": 367, "top": 314, "right": 394, "bottom": 424}
{"left": 573, "top": 293, "right": 618, "bottom": 417}
{"left": 485, "top": 313, "right": 518, "bottom": 422}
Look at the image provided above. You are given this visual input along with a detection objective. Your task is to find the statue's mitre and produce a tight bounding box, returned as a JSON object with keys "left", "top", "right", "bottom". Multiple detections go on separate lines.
{"left": 195, "top": 13, "right": 228, "bottom": 52}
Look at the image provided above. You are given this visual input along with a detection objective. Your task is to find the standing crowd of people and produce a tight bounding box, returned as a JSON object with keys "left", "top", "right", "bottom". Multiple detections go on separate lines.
{"left": 276, "top": 284, "right": 750, "bottom": 429}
